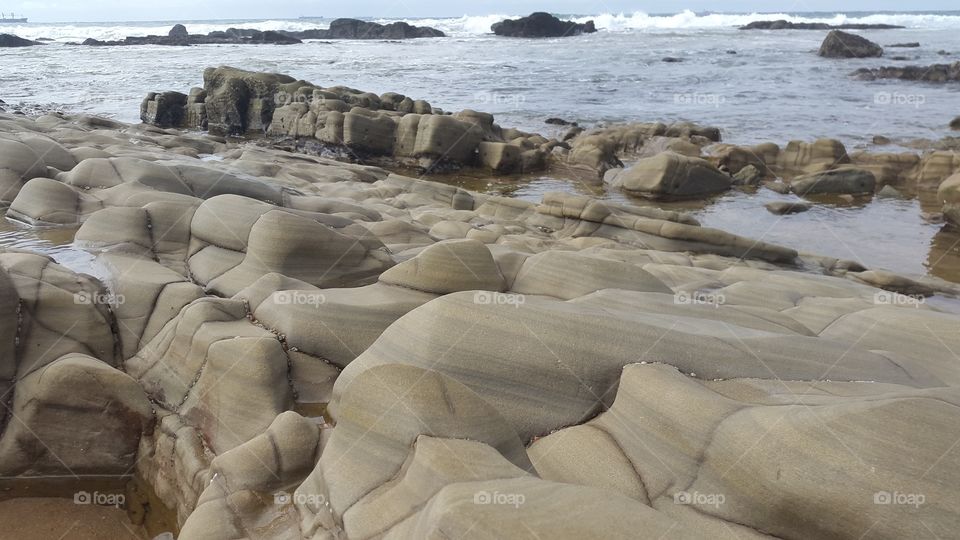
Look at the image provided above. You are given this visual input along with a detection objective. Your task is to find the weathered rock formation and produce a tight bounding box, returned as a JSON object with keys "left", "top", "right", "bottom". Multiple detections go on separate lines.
{"left": 492, "top": 12, "right": 597, "bottom": 38}
{"left": 819, "top": 30, "right": 883, "bottom": 58}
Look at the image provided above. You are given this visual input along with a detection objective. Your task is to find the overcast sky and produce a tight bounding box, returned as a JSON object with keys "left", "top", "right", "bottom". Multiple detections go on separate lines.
{"left": 6, "top": 1, "right": 958, "bottom": 23}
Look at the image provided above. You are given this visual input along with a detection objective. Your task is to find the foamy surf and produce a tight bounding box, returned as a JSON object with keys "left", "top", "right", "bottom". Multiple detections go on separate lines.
{"left": 5, "top": 11, "right": 960, "bottom": 42}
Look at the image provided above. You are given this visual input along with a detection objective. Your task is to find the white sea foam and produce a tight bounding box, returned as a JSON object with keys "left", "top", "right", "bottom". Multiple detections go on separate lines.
{"left": 4, "top": 11, "right": 960, "bottom": 42}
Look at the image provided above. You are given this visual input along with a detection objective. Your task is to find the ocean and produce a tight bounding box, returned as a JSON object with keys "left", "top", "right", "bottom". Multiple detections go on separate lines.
{"left": 1, "top": 11, "right": 959, "bottom": 145}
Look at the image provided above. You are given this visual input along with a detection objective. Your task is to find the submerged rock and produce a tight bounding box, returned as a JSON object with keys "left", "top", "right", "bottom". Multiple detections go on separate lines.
{"left": 492, "top": 12, "right": 597, "bottom": 38}
{"left": 765, "top": 201, "right": 812, "bottom": 214}
{"left": 791, "top": 167, "right": 877, "bottom": 195}
{"left": 819, "top": 30, "right": 883, "bottom": 58}
{"left": 853, "top": 61, "right": 960, "bottom": 82}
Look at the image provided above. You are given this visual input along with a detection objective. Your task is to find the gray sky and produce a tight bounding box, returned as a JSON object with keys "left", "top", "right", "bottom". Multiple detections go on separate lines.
{"left": 7, "top": 1, "right": 959, "bottom": 23}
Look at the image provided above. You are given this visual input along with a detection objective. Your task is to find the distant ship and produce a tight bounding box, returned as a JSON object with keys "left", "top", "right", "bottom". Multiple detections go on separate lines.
{"left": 0, "top": 12, "right": 27, "bottom": 23}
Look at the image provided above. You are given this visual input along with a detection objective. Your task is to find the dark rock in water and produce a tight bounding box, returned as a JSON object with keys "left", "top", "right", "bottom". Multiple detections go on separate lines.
{"left": 872, "top": 135, "right": 892, "bottom": 145}
{"left": 248, "top": 30, "right": 301, "bottom": 44}
{"left": 890, "top": 56, "right": 911, "bottom": 61}
{"left": 741, "top": 20, "right": 903, "bottom": 30}
{"left": 545, "top": 117, "right": 576, "bottom": 126}
{"left": 284, "top": 19, "right": 445, "bottom": 39}
{"left": 887, "top": 42, "right": 920, "bottom": 48}
{"left": 0, "top": 34, "right": 39, "bottom": 47}
{"left": 819, "top": 30, "right": 883, "bottom": 59}
{"left": 950, "top": 117, "right": 960, "bottom": 130}
{"left": 140, "top": 91, "right": 188, "bottom": 127}
{"left": 662, "top": 56, "right": 684, "bottom": 63}
{"left": 491, "top": 12, "right": 597, "bottom": 38}
{"left": 765, "top": 201, "right": 812, "bottom": 215}
{"left": 169, "top": 24, "right": 189, "bottom": 39}
{"left": 852, "top": 61, "right": 960, "bottom": 82}
{"left": 35, "top": 37, "right": 54, "bottom": 42}
{"left": 938, "top": 50, "right": 951, "bottom": 55}
{"left": 726, "top": 50, "right": 737, "bottom": 54}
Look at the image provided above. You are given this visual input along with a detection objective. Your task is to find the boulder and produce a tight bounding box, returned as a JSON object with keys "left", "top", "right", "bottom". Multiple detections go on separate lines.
{"left": 939, "top": 172, "right": 960, "bottom": 226}
{"left": 818, "top": 30, "right": 883, "bottom": 58}
{"left": 201, "top": 66, "right": 299, "bottom": 136}
{"left": 741, "top": 20, "right": 903, "bottom": 30}
{"left": 140, "top": 90, "right": 188, "bottom": 127}
{"left": 791, "top": 167, "right": 877, "bottom": 195}
{"left": 951, "top": 116, "right": 960, "bottom": 130}
{"left": 492, "top": 12, "right": 597, "bottom": 38}
{"left": 168, "top": 24, "right": 189, "bottom": 39}
{"left": 316, "top": 18, "right": 445, "bottom": 39}
{"left": 0, "top": 34, "right": 37, "bottom": 47}
{"left": 604, "top": 152, "right": 732, "bottom": 199}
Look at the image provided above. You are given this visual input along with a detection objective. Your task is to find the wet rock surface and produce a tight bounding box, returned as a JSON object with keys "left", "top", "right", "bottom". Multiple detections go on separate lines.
{"left": 491, "top": 12, "right": 597, "bottom": 38}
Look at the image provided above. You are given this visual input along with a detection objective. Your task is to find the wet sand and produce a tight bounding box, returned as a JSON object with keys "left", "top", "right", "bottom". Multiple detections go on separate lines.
{"left": 0, "top": 498, "right": 146, "bottom": 539}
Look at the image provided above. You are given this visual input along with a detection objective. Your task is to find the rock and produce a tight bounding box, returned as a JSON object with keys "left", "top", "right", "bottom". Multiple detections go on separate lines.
{"left": 877, "top": 184, "right": 904, "bottom": 198}
{"left": 732, "top": 163, "right": 763, "bottom": 185}
{"left": 308, "top": 18, "right": 445, "bottom": 39}
{"left": 741, "top": 20, "right": 903, "bottom": 30}
{"left": 939, "top": 172, "right": 960, "bottom": 226}
{"left": 765, "top": 201, "right": 812, "bottom": 215}
{"left": 951, "top": 116, "right": 960, "bottom": 130}
{"left": 662, "top": 56, "right": 684, "bottom": 63}
{"left": 545, "top": 117, "right": 576, "bottom": 126}
{"left": 887, "top": 42, "right": 920, "bottom": 47}
{"left": 201, "top": 66, "right": 298, "bottom": 136}
{"left": 0, "top": 34, "right": 38, "bottom": 47}
{"left": 168, "top": 24, "right": 189, "bottom": 38}
{"left": 140, "top": 91, "right": 188, "bottom": 127}
{"left": 604, "top": 152, "right": 732, "bottom": 199}
{"left": 819, "top": 30, "right": 883, "bottom": 58}
{"left": 853, "top": 61, "right": 960, "bottom": 82}
{"left": 791, "top": 167, "right": 877, "bottom": 195}
{"left": 492, "top": 12, "right": 597, "bottom": 38}
{"left": 764, "top": 181, "right": 791, "bottom": 194}
{"left": 872, "top": 135, "right": 892, "bottom": 145}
